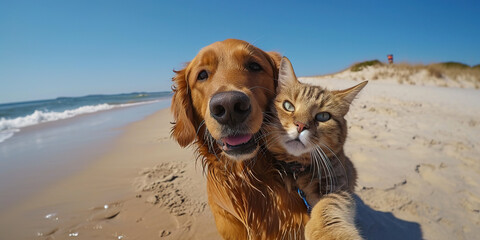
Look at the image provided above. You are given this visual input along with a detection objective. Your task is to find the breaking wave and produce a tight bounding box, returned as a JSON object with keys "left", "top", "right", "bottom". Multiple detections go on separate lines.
{"left": 0, "top": 100, "right": 159, "bottom": 143}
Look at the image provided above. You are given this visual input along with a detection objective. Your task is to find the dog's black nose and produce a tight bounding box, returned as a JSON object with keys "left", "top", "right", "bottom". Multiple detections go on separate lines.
{"left": 209, "top": 91, "right": 251, "bottom": 126}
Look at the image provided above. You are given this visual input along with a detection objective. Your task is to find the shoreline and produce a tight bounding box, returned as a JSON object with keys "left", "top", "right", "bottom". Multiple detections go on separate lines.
{"left": 0, "top": 97, "right": 172, "bottom": 144}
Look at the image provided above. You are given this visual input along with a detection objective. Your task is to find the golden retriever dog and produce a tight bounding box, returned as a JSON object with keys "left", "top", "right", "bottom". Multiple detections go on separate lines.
{"left": 170, "top": 39, "right": 359, "bottom": 239}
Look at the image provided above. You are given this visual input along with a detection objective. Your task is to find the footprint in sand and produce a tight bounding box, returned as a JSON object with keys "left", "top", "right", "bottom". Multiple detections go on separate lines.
{"left": 467, "top": 119, "right": 477, "bottom": 127}
{"left": 88, "top": 202, "right": 123, "bottom": 221}
{"left": 134, "top": 163, "right": 206, "bottom": 217}
{"left": 157, "top": 136, "right": 170, "bottom": 142}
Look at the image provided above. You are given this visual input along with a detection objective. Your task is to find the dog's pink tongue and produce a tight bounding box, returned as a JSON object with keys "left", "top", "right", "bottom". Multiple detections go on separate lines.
{"left": 223, "top": 134, "right": 252, "bottom": 146}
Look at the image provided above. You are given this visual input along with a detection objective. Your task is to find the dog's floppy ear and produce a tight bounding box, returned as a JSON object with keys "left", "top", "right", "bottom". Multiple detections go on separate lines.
{"left": 267, "top": 51, "right": 282, "bottom": 71}
{"left": 266, "top": 51, "right": 282, "bottom": 89}
{"left": 171, "top": 66, "right": 196, "bottom": 147}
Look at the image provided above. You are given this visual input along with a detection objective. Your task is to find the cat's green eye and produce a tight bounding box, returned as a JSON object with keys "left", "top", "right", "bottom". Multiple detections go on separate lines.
{"left": 315, "top": 112, "right": 331, "bottom": 122}
{"left": 283, "top": 101, "right": 295, "bottom": 112}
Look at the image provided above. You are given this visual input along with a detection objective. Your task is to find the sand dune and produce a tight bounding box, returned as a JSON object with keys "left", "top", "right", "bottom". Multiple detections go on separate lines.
{"left": 318, "top": 63, "right": 480, "bottom": 89}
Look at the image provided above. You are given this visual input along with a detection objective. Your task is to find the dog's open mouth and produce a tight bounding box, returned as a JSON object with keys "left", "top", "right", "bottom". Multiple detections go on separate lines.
{"left": 217, "top": 134, "right": 257, "bottom": 156}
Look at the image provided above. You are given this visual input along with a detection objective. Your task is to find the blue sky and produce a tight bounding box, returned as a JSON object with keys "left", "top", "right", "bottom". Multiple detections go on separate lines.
{"left": 1, "top": 0, "right": 479, "bottom": 103}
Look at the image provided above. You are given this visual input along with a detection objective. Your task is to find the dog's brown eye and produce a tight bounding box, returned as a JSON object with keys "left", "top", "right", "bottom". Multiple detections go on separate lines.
{"left": 197, "top": 70, "right": 208, "bottom": 81}
{"left": 246, "top": 62, "right": 262, "bottom": 72}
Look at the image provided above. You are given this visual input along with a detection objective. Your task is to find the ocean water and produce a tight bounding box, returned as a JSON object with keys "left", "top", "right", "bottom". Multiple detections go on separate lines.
{"left": 0, "top": 92, "right": 172, "bottom": 143}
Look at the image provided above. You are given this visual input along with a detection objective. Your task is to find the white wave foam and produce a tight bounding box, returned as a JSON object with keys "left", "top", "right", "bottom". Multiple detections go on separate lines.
{"left": 0, "top": 100, "right": 161, "bottom": 143}
{"left": 0, "top": 129, "right": 19, "bottom": 143}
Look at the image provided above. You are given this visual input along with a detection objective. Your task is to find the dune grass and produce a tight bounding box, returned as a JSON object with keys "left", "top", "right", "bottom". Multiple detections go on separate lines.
{"left": 435, "top": 61, "right": 471, "bottom": 69}
{"left": 350, "top": 60, "right": 383, "bottom": 72}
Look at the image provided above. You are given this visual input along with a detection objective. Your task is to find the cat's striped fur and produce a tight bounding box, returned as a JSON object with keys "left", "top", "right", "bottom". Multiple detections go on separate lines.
{"left": 265, "top": 57, "right": 366, "bottom": 240}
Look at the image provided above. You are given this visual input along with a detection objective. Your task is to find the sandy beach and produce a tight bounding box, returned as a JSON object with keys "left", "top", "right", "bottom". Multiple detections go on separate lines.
{"left": 1, "top": 76, "right": 479, "bottom": 239}
{"left": 301, "top": 77, "right": 480, "bottom": 240}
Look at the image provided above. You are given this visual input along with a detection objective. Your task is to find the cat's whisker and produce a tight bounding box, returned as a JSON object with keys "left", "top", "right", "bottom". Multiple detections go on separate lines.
{"left": 315, "top": 146, "right": 337, "bottom": 194}
{"left": 323, "top": 159, "right": 337, "bottom": 192}
{"left": 319, "top": 142, "right": 349, "bottom": 189}
{"left": 256, "top": 128, "right": 283, "bottom": 158}
{"left": 309, "top": 152, "right": 317, "bottom": 183}
{"left": 264, "top": 136, "right": 285, "bottom": 150}
{"left": 256, "top": 130, "right": 281, "bottom": 140}
{"left": 310, "top": 151, "right": 322, "bottom": 192}
{"left": 314, "top": 151, "right": 325, "bottom": 194}
{"left": 257, "top": 129, "right": 283, "bottom": 144}
{"left": 320, "top": 147, "right": 339, "bottom": 193}
{"left": 313, "top": 148, "right": 328, "bottom": 195}
{"left": 311, "top": 148, "right": 323, "bottom": 184}
{"left": 260, "top": 118, "right": 277, "bottom": 126}
{"left": 309, "top": 140, "right": 326, "bottom": 193}
{"left": 262, "top": 110, "right": 278, "bottom": 115}
{"left": 249, "top": 86, "right": 275, "bottom": 95}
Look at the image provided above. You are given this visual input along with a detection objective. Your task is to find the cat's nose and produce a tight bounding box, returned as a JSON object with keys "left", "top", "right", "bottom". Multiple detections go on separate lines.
{"left": 294, "top": 121, "right": 309, "bottom": 133}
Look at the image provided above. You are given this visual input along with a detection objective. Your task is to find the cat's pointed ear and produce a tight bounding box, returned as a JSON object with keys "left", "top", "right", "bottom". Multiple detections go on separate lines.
{"left": 336, "top": 81, "right": 368, "bottom": 104}
{"left": 277, "top": 57, "right": 298, "bottom": 92}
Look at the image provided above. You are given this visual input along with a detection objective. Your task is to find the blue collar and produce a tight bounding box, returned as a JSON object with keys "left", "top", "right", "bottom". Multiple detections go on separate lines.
{"left": 276, "top": 160, "right": 313, "bottom": 214}
{"left": 297, "top": 188, "right": 313, "bottom": 214}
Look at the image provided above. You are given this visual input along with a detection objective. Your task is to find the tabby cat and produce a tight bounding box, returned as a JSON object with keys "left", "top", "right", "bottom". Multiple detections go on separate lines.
{"left": 266, "top": 57, "right": 367, "bottom": 239}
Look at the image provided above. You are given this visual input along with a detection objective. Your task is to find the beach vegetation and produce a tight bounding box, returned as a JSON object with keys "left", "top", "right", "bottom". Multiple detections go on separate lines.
{"left": 350, "top": 60, "right": 383, "bottom": 72}
{"left": 435, "top": 61, "right": 470, "bottom": 69}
